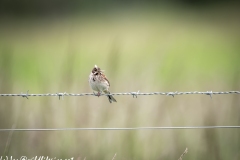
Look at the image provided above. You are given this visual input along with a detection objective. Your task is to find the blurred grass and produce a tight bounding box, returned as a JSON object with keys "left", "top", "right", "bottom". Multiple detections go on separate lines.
{"left": 0, "top": 5, "right": 240, "bottom": 159}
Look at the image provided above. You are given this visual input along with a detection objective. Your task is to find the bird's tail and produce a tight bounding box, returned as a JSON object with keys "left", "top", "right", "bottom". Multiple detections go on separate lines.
{"left": 105, "top": 91, "right": 117, "bottom": 103}
{"left": 108, "top": 95, "right": 117, "bottom": 103}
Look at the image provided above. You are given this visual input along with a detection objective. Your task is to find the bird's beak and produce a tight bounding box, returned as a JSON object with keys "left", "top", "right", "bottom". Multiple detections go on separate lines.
{"left": 94, "top": 65, "right": 98, "bottom": 68}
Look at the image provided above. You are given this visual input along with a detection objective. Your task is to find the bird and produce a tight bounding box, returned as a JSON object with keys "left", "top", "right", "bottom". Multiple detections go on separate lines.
{"left": 89, "top": 65, "right": 117, "bottom": 103}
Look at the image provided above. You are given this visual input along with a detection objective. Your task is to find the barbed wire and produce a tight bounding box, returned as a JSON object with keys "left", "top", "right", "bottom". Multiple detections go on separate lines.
{"left": 0, "top": 90, "right": 239, "bottom": 99}
{"left": 0, "top": 126, "right": 240, "bottom": 132}
{"left": 1, "top": 91, "right": 239, "bottom": 132}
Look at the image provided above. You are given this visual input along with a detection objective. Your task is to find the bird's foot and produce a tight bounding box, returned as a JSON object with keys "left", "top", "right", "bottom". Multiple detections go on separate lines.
{"left": 93, "top": 92, "right": 101, "bottom": 97}
{"left": 97, "top": 92, "right": 101, "bottom": 97}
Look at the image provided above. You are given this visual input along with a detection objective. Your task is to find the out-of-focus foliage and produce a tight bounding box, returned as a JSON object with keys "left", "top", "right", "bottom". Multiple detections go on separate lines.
{"left": 0, "top": 2, "right": 240, "bottom": 159}
{"left": 1, "top": 1, "right": 239, "bottom": 16}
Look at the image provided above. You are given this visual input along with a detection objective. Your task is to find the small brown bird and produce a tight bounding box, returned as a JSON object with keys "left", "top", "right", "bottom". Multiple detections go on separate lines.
{"left": 89, "top": 65, "right": 117, "bottom": 103}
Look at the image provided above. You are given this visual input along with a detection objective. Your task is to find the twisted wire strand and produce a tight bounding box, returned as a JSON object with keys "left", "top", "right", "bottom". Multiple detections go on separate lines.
{"left": 0, "top": 126, "right": 239, "bottom": 131}
{"left": 0, "top": 91, "right": 239, "bottom": 131}
{"left": 0, "top": 91, "right": 239, "bottom": 99}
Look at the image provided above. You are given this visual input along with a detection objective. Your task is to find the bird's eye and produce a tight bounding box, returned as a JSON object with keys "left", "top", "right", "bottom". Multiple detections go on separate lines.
{"left": 92, "top": 68, "right": 97, "bottom": 73}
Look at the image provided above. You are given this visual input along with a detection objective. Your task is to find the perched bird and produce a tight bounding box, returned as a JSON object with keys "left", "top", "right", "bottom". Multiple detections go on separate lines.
{"left": 89, "top": 65, "right": 117, "bottom": 103}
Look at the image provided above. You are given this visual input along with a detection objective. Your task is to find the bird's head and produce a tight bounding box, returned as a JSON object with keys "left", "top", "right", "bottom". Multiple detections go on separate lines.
{"left": 92, "top": 65, "right": 103, "bottom": 75}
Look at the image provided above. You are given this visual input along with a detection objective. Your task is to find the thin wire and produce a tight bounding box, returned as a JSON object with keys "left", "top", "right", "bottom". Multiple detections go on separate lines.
{"left": 0, "top": 91, "right": 239, "bottom": 99}
{"left": 0, "top": 126, "right": 239, "bottom": 131}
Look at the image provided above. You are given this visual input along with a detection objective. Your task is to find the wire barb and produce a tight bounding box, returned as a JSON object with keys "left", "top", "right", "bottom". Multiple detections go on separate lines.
{"left": 21, "top": 90, "right": 29, "bottom": 99}
{"left": 56, "top": 92, "right": 66, "bottom": 100}
{"left": 131, "top": 90, "right": 140, "bottom": 98}
{"left": 206, "top": 91, "right": 213, "bottom": 99}
{"left": 167, "top": 91, "right": 177, "bottom": 98}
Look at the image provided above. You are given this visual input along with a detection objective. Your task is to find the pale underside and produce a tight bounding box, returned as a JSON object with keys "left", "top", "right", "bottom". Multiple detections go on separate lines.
{"left": 89, "top": 73, "right": 110, "bottom": 93}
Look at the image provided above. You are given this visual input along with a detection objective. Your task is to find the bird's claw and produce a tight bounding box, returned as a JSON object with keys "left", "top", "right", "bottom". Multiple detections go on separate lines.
{"left": 97, "top": 92, "right": 101, "bottom": 97}
{"left": 93, "top": 92, "right": 101, "bottom": 97}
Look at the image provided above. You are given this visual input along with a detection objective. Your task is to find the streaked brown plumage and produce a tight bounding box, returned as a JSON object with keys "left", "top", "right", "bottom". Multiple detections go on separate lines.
{"left": 89, "top": 65, "right": 117, "bottom": 103}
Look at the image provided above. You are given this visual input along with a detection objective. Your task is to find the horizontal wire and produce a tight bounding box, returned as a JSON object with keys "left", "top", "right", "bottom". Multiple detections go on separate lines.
{"left": 0, "top": 91, "right": 239, "bottom": 99}
{"left": 1, "top": 91, "right": 238, "bottom": 132}
{"left": 0, "top": 126, "right": 240, "bottom": 131}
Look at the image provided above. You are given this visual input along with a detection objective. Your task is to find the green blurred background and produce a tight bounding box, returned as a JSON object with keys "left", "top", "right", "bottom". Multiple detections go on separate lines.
{"left": 0, "top": 1, "right": 240, "bottom": 159}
